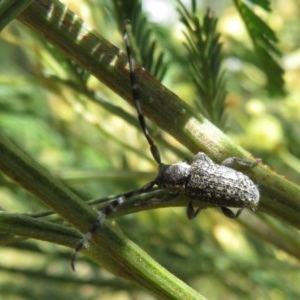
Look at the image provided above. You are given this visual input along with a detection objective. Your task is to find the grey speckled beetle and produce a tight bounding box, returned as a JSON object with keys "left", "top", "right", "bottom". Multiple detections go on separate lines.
{"left": 157, "top": 152, "right": 260, "bottom": 219}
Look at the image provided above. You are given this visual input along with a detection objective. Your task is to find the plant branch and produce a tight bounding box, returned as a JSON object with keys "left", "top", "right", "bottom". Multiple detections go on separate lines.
{"left": 0, "top": 132, "right": 203, "bottom": 299}
{"left": 16, "top": 0, "right": 300, "bottom": 230}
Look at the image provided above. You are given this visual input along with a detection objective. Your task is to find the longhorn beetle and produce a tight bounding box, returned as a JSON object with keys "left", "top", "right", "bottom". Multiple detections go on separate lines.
{"left": 71, "top": 21, "right": 260, "bottom": 270}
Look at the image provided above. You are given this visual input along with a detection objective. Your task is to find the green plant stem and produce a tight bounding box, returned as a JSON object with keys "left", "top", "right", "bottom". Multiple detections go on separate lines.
{"left": 0, "top": 132, "right": 204, "bottom": 300}
{"left": 17, "top": 0, "right": 300, "bottom": 229}
{"left": 0, "top": 0, "right": 33, "bottom": 30}
{"left": 0, "top": 212, "right": 80, "bottom": 247}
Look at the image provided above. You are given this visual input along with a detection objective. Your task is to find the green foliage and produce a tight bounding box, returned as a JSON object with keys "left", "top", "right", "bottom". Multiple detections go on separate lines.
{"left": 0, "top": 0, "right": 300, "bottom": 300}
{"left": 177, "top": 0, "right": 227, "bottom": 127}
{"left": 233, "top": 0, "right": 285, "bottom": 95}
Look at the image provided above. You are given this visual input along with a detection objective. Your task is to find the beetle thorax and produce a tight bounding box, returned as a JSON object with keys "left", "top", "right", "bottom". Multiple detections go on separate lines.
{"left": 157, "top": 162, "right": 191, "bottom": 192}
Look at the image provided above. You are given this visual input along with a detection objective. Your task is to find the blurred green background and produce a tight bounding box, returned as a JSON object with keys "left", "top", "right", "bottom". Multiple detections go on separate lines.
{"left": 0, "top": 0, "right": 300, "bottom": 299}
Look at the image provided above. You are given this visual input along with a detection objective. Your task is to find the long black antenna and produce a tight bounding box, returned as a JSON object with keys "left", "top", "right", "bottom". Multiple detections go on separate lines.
{"left": 71, "top": 22, "right": 163, "bottom": 271}
{"left": 123, "top": 21, "right": 162, "bottom": 166}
